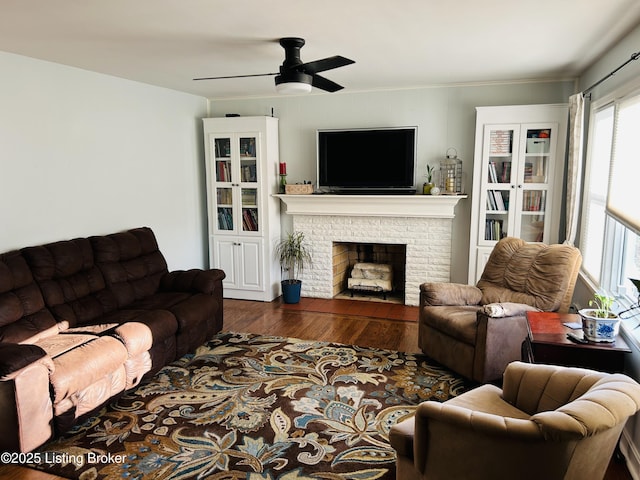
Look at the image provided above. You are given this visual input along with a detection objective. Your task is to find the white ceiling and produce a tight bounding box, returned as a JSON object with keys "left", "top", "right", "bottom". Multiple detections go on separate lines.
{"left": 2, "top": 0, "right": 640, "bottom": 99}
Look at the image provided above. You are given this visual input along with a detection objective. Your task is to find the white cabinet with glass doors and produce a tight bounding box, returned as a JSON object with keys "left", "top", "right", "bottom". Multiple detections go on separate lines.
{"left": 203, "top": 116, "right": 281, "bottom": 301}
{"left": 468, "top": 105, "right": 568, "bottom": 283}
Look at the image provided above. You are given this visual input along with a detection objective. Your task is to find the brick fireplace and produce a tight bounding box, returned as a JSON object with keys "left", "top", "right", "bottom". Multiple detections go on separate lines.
{"left": 276, "top": 194, "right": 466, "bottom": 306}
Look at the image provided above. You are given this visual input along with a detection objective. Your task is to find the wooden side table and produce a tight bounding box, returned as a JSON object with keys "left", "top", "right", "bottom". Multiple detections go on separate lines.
{"left": 524, "top": 311, "right": 631, "bottom": 373}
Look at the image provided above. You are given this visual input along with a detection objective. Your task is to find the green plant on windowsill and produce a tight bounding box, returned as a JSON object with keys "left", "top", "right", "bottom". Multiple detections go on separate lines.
{"left": 588, "top": 292, "right": 617, "bottom": 318}
{"left": 579, "top": 292, "right": 620, "bottom": 342}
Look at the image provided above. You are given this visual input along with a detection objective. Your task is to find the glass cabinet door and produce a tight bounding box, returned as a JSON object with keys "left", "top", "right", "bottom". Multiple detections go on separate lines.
{"left": 211, "top": 133, "right": 261, "bottom": 235}
{"left": 514, "top": 127, "right": 553, "bottom": 242}
{"left": 239, "top": 135, "right": 259, "bottom": 232}
{"left": 480, "top": 126, "right": 517, "bottom": 243}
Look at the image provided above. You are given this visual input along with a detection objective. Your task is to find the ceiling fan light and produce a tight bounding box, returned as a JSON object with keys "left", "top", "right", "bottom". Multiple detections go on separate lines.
{"left": 275, "top": 71, "right": 312, "bottom": 94}
{"left": 275, "top": 81, "right": 312, "bottom": 94}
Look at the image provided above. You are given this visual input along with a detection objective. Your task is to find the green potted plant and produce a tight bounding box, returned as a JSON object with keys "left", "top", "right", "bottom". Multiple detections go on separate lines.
{"left": 275, "top": 231, "right": 312, "bottom": 304}
{"left": 423, "top": 164, "right": 435, "bottom": 194}
{"left": 579, "top": 292, "right": 619, "bottom": 342}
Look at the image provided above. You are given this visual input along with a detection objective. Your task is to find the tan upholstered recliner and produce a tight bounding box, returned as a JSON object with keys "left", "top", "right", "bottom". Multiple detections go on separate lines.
{"left": 419, "top": 237, "right": 581, "bottom": 383}
{"left": 390, "top": 361, "right": 640, "bottom": 480}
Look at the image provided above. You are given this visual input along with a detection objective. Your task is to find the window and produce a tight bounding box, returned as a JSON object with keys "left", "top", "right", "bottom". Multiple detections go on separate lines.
{"left": 580, "top": 106, "right": 614, "bottom": 283}
{"left": 582, "top": 88, "right": 640, "bottom": 340}
{"left": 609, "top": 95, "right": 640, "bottom": 235}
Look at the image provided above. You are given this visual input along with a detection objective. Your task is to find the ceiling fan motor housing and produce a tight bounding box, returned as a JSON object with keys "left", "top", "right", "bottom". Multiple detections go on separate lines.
{"left": 275, "top": 70, "right": 312, "bottom": 87}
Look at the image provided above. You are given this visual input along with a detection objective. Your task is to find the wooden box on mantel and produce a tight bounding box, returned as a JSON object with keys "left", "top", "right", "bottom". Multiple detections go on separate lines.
{"left": 285, "top": 184, "right": 314, "bottom": 195}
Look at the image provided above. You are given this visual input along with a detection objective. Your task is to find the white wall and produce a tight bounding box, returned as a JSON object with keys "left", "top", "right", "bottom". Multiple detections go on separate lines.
{"left": 209, "top": 81, "right": 574, "bottom": 282}
{"left": 0, "top": 52, "right": 209, "bottom": 270}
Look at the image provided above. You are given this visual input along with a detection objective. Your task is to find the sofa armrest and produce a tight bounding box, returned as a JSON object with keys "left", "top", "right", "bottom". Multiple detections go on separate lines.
{"left": 420, "top": 282, "right": 483, "bottom": 306}
{"left": 0, "top": 343, "right": 54, "bottom": 379}
{"left": 160, "top": 268, "right": 226, "bottom": 295}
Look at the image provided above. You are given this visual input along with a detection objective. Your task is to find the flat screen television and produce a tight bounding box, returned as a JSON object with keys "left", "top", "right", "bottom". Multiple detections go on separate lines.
{"left": 317, "top": 126, "right": 417, "bottom": 194}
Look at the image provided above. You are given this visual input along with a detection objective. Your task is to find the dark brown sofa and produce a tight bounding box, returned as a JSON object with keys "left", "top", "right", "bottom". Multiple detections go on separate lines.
{"left": 0, "top": 227, "right": 225, "bottom": 452}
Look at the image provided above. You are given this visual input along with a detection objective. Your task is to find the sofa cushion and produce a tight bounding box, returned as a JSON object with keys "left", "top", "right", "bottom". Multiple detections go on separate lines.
{"left": 90, "top": 227, "right": 168, "bottom": 308}
{"left": 22, "top": 239, "right": 118, "bottom": 327}
{"left": 421, "top": 306, "right": 482, "bottom": 345}
{"left": 104, "top": 309, "right": 178, "bottom": 349}
{"left": 0, "top": 251, "right": 58, "bottom": 343}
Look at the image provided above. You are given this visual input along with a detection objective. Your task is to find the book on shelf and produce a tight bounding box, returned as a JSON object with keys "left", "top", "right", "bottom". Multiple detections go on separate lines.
{"left": 523, "top": 191, "right": 544, "bottom": 211}
{"left": 489, "top": 130, "right": 512, "bottom": 155}
{"left": 488, "top": 161, "right": 499, "bottom": 183}
{"left": 239, "top": 137, "right": 256, "bottom": 157}
{"left": 241, "top": 164, "right": 257, "bottom": 182}
{"left": 484, "top": 218, "right": 504, "bottom": 241}
{"left": 217, "top": 207, "right": 233, "bottom": 230}
{"left": 217, "top": 188, "right": 233, "bottom": 205}
{"left": 216, "top": 160, "right": 231, "bottom": 182}
{"left": 215, "top": 139, "right": 230, "bottom": 159}
{"left": 501, "top": 162, "right": 511, "bottom": 183}
{"left": 524, "top": 162, "right": 533, "bottom": 182}
{"left": 486, "top": 190, "right": 506, "bottom": 211}
{"left": 242, "top": 208, "right": 259, "bottom": 231}
{"left": 241, "top": 189, "right": 257, "bottom": 205}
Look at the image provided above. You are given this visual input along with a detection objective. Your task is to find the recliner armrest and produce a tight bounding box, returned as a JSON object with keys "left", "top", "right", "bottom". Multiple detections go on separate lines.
{"left": 0, "top": 343, "right": 54, "bottom": 379}
{"left": 160, "top": 268, "right": 226, "bottom": 295}
{"left": 420, "top": 282, "right": 482, "bottom": 306}
{"left": 473, "top": 312, "right": 530, "bottom": 383}
{"left": 481, "top": 302, "right": 540, "bottom": 318}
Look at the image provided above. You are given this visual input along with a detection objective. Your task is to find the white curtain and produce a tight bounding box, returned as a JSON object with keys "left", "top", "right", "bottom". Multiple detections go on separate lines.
{"left": 564, "top": 93, "right": 584, "bottom": 245}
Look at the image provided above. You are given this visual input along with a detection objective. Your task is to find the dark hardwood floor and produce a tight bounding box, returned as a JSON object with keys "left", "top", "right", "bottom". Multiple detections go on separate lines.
{"left": 0, "top": 296, "right": 631, "bottom": 479}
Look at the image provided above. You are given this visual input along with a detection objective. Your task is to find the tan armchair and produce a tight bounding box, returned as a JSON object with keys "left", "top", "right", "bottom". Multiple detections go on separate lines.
{"left": 390, "top": 361, "right": 640, "bottom": 480}
{"left": 419, "top": 237, "right": 581, "bottom": 383}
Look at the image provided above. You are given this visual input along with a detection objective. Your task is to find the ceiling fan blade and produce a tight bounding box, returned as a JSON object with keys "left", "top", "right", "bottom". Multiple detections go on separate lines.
{"left": 298, "top": 56, "right": 355, "bottom": 75}
{"left": 311, "top": 74, "right": 344, "bottom": 93}
{"left": 193, "top": 72, "right": 277, "bottom": 81}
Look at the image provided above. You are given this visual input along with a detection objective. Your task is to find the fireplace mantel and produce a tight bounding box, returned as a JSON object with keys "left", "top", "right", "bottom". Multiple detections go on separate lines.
{"left": 274, "top": 194, "right": 466, "bottom": 218}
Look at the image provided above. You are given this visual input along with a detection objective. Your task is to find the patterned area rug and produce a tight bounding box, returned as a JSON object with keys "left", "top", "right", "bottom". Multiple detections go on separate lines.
{"left": 33, "top": 332, "right": 471, "bottom": 479}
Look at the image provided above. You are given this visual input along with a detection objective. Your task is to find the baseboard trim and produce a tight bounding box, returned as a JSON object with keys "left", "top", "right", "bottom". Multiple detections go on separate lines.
{"left": 620, "top": 427, "right": 640, "bottom": 480}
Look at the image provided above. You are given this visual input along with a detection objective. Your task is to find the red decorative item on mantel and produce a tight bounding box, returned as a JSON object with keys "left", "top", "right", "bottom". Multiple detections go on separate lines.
{"left": 279, "top": 162, "right": 287, "bottom": 175}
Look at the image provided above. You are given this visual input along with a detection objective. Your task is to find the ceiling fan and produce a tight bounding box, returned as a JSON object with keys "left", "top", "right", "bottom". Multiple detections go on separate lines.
{"left": 193, "top": 37, "right": 355, "bottom": 94}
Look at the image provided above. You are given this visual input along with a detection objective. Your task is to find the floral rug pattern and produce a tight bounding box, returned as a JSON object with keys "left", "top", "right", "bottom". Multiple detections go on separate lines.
{"left": 34, "top": 332, "right": 470, "bottom": 479}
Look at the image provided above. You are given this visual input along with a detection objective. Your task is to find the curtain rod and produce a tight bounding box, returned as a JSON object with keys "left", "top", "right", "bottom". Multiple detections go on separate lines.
{"left": 583, "top": 51, "right": 640, "bottom": 97}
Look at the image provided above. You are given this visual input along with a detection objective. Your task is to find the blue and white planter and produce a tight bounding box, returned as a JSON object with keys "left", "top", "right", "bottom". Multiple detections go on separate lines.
{"left": 580, "top": 309, "right": 620, "bottom": 343}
